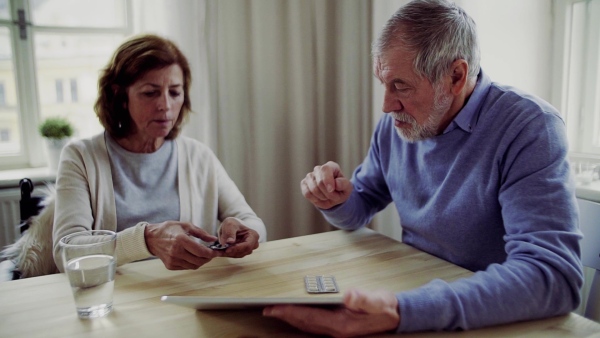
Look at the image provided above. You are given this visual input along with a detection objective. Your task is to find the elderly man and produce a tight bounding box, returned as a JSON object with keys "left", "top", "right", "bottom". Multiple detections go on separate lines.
{"left": 263, "top": 0, "right": 582, "bottom": 336}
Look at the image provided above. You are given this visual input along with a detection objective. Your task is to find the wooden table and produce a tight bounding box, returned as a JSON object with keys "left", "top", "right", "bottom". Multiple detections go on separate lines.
{"left": 1, "top": 228, "right": 599, "bottom": 337}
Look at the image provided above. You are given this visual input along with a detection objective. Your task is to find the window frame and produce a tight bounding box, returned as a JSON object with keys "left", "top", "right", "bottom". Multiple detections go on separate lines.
{"left": 553, "top": 0, "right": 600, "bottom": 161}
{"left": 0, "top": 0, "right": 133, "bottom": 170}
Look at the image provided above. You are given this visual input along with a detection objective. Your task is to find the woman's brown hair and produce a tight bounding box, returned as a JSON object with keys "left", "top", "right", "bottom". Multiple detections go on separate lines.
{"left": 95, "top": 34, "right": 192, "bottom": 139}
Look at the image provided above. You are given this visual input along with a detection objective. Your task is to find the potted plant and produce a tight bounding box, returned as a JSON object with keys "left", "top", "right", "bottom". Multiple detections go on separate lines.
{"left": 38, "top": 117, "right": 74, "bottom": 172}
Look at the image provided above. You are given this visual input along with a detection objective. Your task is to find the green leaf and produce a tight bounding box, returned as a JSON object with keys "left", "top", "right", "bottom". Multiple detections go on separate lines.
{"left": 38, "top": 117, "right": 74, "bottom": 139}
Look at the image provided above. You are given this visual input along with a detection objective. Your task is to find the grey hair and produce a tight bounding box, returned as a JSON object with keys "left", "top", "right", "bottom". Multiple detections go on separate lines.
{"left": 373, "top": 0, "right": 480, "bottom": 84}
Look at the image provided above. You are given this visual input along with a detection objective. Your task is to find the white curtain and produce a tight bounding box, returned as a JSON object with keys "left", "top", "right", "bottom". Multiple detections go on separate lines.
{"left": 206, "top": 0, "right": 373, "bottom": 240}
{"left": 131, "top": 0, "right": 373, "bottom": 240}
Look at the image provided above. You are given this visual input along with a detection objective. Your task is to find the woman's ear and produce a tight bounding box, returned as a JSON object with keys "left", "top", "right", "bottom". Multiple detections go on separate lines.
{"left": 112, "top": 84, "right": 127, "bottom": 109}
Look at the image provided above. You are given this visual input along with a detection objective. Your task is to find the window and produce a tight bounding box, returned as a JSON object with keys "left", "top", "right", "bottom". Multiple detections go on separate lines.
{"left": 0, "top": 21, "right": 20, "bottom": 157}
{"left": 0, "top": 1, "right": 7, "bottom": 17}
{"left": 0, "top": 0, "right": 131, "bottom": 169}
{"left": 0, "top": 82, "right": 5, "bottom": 106}
{"left": 557, "top": 0, "right": 600, "bottom": 158}
{"left": 55, "top": 79, "right": 63, "bottom": 103}
{"left": 70, "top": 78, "right": 77, "bottom": 103}
{"left": 0, "top": 128, "right": 9, "bottom": 142}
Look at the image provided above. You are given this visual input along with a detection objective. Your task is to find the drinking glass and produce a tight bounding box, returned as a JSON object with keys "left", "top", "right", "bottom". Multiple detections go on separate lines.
{"left": 573, "top": 162, "right": 598, "bottom": 185}
{"left": 59, "top": 230, "right": 117, "bottom": 319}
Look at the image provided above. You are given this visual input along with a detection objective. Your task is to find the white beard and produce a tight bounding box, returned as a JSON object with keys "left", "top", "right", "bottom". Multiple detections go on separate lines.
{"left": 392, "top": 85, "right": 453, "bottom": 143}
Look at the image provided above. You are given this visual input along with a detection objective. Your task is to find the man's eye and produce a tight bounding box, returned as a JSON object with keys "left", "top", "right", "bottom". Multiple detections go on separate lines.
{"left": 393, "top": 84, "right": 409, "bottom": 92}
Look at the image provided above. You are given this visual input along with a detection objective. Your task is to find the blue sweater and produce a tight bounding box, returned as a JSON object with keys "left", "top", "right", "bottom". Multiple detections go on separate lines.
{"left": 322, "top": 71, "right": 583, "bottom": 332}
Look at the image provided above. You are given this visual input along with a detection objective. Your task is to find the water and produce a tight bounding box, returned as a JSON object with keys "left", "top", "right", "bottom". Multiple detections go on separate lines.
{"left": 66, "top": 254, "right": 116, "bottom": 319}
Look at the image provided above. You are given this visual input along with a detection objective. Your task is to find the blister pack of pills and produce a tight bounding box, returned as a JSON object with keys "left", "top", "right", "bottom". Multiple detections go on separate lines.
{"left": 304, "top": 275, "right": 339, "bottom": 293}
{"left": 207, "top": 241, "right": 229, "bottom": 250}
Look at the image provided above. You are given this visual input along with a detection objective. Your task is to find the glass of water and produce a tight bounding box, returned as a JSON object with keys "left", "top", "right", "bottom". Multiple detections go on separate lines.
{"left": 59, "top": 230, "right": 117, "bottom": 319}
{"left": 572, "top": 162, "right": 598, "bottom": 185}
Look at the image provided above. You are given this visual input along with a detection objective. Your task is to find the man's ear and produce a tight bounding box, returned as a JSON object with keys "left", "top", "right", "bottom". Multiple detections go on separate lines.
{"left": 449, "top": 59, "right": 469, "bottom": 95}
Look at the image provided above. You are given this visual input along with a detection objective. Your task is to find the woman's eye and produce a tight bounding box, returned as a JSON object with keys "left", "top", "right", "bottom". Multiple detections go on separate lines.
{"left": 143, "top": 91, "right": 158, "bottom": 97}
{"left": 170, "top": 91, "right": 182, "bottom": 97}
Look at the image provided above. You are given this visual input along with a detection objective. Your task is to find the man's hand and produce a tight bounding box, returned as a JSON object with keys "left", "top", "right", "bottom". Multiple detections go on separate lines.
{"left": 217, "top": 217, "right": 260, "bottom": 258}
{"left": 263, "top": 289, "right": 400, "bottom": 337}
{"left": 144, "top": 221, "right": 219, "bottom": 270}
{"left": 300, "top": 161, "right": 353, "bottom": 210}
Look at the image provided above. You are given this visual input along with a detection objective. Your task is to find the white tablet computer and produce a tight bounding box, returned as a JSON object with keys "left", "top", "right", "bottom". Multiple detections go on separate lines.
{"left": 160, "top": 296, "right": 344, "bottom": 310}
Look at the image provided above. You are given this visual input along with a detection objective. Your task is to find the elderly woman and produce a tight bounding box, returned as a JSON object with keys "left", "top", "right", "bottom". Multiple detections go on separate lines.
{"left": 52, "top": 34, "right": 266, "bottom": 271}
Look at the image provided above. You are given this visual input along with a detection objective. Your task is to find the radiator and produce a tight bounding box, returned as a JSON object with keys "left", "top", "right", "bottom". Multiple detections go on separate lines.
{"left": 0, "top": 187, "right": 21, "bottom": 250}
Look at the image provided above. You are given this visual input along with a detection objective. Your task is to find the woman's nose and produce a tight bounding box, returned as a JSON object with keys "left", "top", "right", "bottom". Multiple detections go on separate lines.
{"left": 157, "top": 92, "right": 172, "bottom": 111}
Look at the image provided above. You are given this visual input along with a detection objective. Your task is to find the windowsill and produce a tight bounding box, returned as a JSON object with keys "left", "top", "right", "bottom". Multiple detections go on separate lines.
{"left": 576, "top": 181, "right": 600, "bottom": 204}
{"left": 0, "top": 167, "right": 56, "bottom": 189}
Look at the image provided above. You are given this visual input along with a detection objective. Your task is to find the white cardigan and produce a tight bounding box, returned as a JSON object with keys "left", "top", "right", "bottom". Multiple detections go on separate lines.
{"left": 52, "top": 133, "right": 266, "bottom": 271}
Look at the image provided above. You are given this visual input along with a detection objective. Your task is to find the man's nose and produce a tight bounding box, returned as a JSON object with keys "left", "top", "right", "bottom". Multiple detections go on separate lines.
{"left": 382, "top": 90, "right": 402, "bottom": 113}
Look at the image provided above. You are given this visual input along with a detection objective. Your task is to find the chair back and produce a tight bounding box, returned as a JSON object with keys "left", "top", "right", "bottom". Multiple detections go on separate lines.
{"left": 1, "top": 179, "right": 57, "bottom": 280}
{"left": 577, "top": 197, "right": 600, "bottom": 322}
{"left": 19, "top": 178, "right": 44, "bottom": 233}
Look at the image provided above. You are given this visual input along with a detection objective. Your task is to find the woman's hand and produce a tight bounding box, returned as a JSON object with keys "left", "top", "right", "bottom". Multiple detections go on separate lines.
{"left": 216, "top": 217, "right": 260, "bottom": 258}
{"left": 144, "top": 221, "right": 219, "bottom": 270}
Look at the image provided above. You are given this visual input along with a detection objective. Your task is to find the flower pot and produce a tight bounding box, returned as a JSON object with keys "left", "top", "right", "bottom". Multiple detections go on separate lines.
{"left": 44, "top": 138, "right": 70, "bottom": 173}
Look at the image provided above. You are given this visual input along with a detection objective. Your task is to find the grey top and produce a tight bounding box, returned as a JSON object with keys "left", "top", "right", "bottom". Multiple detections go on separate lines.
{"left": 106, "top": 134, "right": 180, "bottom": 232}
